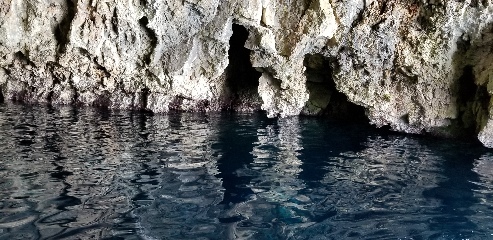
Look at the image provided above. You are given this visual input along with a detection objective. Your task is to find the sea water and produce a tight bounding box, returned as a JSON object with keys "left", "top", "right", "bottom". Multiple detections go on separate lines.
{"left": 0, "top": 104, "right": 492, "bottom": 239}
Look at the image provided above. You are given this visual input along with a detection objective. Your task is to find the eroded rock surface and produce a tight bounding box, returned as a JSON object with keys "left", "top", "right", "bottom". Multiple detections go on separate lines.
{"left": 1, "top": 0, "right": 493, "bottom": 146}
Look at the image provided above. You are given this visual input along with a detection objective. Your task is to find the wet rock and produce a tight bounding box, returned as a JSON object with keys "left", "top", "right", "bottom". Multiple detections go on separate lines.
{"left": 1, "top": 1, "right": 493, "bottom": 147}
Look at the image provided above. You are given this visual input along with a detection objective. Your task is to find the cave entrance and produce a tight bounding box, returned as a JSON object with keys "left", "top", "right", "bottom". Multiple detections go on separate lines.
{"left": 302, "top": 54, "right": 366, "bottom": 121}
{"left": 224, "top": 24, "right": 262, "bottom": 111}
{"left": 456, "top": 65, "right": 490, "bottom": 135}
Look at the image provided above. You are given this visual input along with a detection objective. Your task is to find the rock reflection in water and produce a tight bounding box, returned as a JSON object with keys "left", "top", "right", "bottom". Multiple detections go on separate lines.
{"left": 0, "top": 104, "right": 493, "bottom": 239}
{"left": 0, "top": 106, "right": 135, "bottom": 239}
{"left": 133, "top": 112, "right": 224, "bottom": 239}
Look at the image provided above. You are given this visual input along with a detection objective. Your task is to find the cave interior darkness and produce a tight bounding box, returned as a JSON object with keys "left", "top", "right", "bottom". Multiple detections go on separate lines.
{"left": 225, "top": 23, "right": 366, "bottom": 121}
{"left": 303, "top": 54, "right": 367, "bottom": 121}
{"left": 224, "top": 23, "right": 262, "bottom": 110}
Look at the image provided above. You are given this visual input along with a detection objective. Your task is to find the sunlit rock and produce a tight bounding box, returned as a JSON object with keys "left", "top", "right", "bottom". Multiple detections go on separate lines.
{"left": 1, "top": 1, "right": 493, "bottom": 146}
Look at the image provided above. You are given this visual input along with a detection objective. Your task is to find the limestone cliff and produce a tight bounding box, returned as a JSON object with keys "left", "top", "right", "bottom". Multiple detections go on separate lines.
{"left": 1, "top": 0, "right": 493, "bottom": 147}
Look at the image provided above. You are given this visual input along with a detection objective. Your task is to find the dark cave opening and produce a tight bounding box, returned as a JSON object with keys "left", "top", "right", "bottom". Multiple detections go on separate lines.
{"left": 456, "top": 65, "right": 490, "bottom": 134}
{"left": 54, "top": 0, "right": 76, "bottom": 55}
{"left": 302, "top": 54, "right": 366, "bottom": 122}
{"left": 224, "top": 24, "right": 262, "bottom": 110}
{"left": 458, "top": 66, "right": 477, "bottom": 102}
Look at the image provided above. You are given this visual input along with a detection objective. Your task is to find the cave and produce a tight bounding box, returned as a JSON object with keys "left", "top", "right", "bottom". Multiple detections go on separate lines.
{"left": 456, "top": 65, "right": 490, "bottom": 134}
{"left": 224, "top": 24, "right": 262, "bottom": 111}
{"left": 457, "top": 66, "right": 477, "bottom": 103}
{"left": 302, "top": 54, "right": 366, "bottom": 121}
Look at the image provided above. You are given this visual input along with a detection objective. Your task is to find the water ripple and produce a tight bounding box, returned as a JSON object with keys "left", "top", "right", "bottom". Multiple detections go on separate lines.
{"left": 0, "top": 105, "right": 493, "bottom": 239}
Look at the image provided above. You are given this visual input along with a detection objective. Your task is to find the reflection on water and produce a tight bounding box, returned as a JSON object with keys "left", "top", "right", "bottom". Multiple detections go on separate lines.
{"left": 1, "top": 104, "right": 493, "bottom": 239}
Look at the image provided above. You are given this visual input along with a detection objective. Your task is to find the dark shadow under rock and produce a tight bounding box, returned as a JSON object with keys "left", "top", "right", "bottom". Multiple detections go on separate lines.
{"left": 223, "top": 23, "right": 262, "bottom": 112}
{"left": 302, "top": 54, "right": 366, "bottom": 122}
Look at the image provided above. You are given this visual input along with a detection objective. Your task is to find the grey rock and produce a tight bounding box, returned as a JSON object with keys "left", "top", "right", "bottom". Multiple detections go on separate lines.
{"left": 1, "top": 0, "right": 493, "bottom": 147}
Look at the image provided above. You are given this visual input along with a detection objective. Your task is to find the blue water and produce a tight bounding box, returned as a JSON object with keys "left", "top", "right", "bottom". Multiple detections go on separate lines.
{"left": 0, "top": 104, "right": 493, "bottom": 239}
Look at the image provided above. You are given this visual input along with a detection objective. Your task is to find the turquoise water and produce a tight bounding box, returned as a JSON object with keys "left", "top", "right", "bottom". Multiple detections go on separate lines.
{"left": 0, "top": 104, "right": 493, "bottom": 239}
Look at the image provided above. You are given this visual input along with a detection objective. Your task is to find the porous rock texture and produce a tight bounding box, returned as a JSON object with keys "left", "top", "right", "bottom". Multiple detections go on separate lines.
{"left": 1, "top": 0, "right": 493, "bottom": 147}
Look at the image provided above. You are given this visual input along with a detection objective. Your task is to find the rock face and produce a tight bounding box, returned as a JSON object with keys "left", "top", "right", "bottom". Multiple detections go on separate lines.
{"left": 1, "top": 0, "right": 493, "bottom": 147}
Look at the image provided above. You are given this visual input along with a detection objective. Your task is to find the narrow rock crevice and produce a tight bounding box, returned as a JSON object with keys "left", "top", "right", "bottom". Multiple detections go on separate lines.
{"left": 111, "top": 8, "right": 118, "bottom": 35}
{"left": 138, "top": 16, "right": 157, "bottom": 65}
{"left": 350, "top": 0, "right": 366, "bottom": 29}
{"left": 46, "top": 91, "right": 54, "bottom": 103}
{"left": 70, "top": 81, "right": 79, "bottom": 105}
{"left": 302, "top": 54, "right": 366, "bottom": 122}
{"left": 0, "top": 84, "right": 4, "bottom": 103}
{"left": 54, "top": 0, "right": 77, "bottom": 56}
{"left": 139, "top": 87, "right": 149, "bottom": 110}
{"left": 300, "top": 0, "right": 314, "bottom": 19}
{"left": 379, "top": 1, "right": 388, "bottom": 15}
{"left": 224, "top": 23, "right": 262, "bottom": 111}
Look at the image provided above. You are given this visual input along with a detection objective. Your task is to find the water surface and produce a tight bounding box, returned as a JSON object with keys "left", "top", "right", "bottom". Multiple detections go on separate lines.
{"left": 0, "top": 104, "right": 492, "bottom": 239}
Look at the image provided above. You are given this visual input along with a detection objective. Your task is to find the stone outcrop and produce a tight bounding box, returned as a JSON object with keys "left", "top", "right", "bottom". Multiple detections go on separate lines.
{"left": 1, "top": 0, "right": 493, "bottom": 147}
